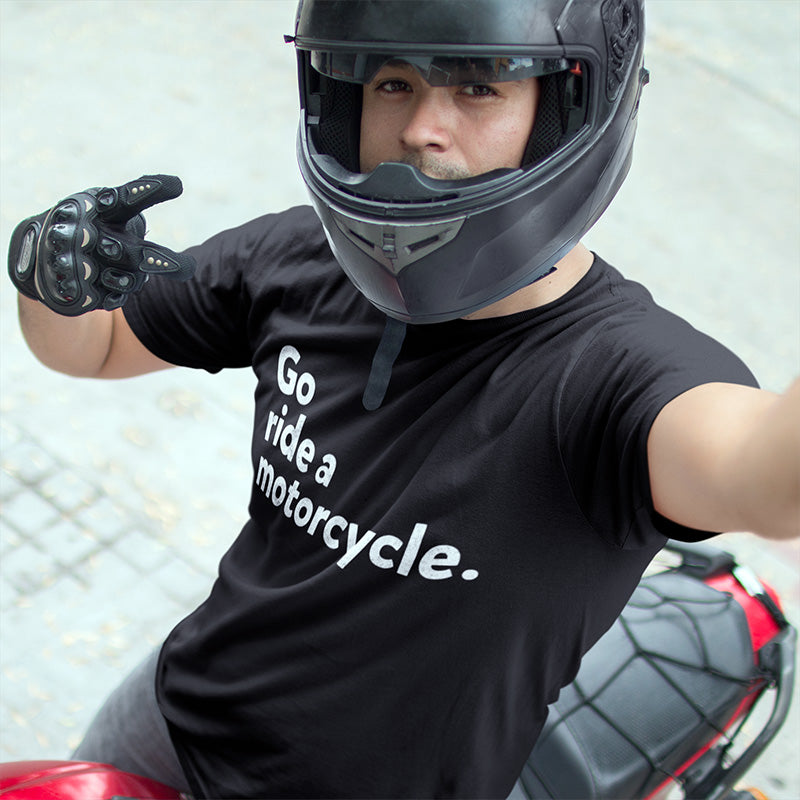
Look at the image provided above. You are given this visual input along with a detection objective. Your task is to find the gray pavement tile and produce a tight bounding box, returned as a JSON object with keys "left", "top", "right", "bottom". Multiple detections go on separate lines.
{"left": 0, "top": 470, "right": 24, "bottom": 502}
{"left": 94, "top": 458, "right": 143, "bottom": 505}
{"left": 0, "top": 419, "right": 22, "bottom": 452}
{"left": 149, "top": 558, "right": 214, "bottom": 609}
{"left": 111, "top": 528, "right": 171, "bottom": 573}
{"left": 0, "top": 710, "right": 52, "bottom": 759}
{"left": 77, "top": 550, "right": 148, "bottom": 598}
{"left": 0, "top": 576, "right": 87, "bottom": 664}
{"left": 0, "top": 520, "right": 22, "bottom": 559}
{"left": 1, "top": 653, "right": 129, "bottom": 758}
{"left": 70, "top": 496, "right": 134, "bottom": 544}
{"left": 0, "top": 575, "right": 20, "bottom": 612}
{"left": 160, "top": 504, "right": 240, "bottom": 576}
{"left": 38, "top": 471, "right": 99, "bottom": 515}
{"left": 0, "top": 440, "right": 59, "bottom": 486}
{"left": 0, "top": 572, "right": 166, "bottom": 681}
{"left": 70, "top": 576, "right": 179, "bottom": 637}
{"left": 43, "top": 518, "right": 101, "bottom": 569}
{"left": 0, "top": 491, "right": 61, "bottom": 536}
{"left": 1, "top": 541, "right": 60, "bottom": 595}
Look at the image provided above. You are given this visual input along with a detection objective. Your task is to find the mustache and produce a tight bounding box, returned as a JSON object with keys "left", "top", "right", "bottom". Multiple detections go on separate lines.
{"left": 397, "top": 153, "right": 474, "bottom": 181}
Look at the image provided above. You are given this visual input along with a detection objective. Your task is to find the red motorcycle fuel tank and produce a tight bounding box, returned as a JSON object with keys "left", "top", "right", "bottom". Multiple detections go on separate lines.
{"left": 0, "top": 760, "right": 185, "bottom": 800}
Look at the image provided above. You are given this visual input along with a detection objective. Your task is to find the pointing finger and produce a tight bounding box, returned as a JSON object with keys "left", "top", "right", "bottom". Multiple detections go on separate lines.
{"left": 95, "top": 174, "right": 184, "bottom": 225}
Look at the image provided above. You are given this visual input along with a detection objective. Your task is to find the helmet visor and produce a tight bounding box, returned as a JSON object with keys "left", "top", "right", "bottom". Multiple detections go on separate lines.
{"left": 310, "top": 51, "right": 570, "bottom": 86}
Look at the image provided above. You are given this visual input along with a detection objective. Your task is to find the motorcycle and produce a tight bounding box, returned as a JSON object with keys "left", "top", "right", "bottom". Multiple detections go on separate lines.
{"left": 0, "top": 541, "right": 794, "bottom": 800}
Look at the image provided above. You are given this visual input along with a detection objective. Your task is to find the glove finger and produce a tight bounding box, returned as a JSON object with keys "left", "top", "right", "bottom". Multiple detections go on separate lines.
{"left": 139, "top": 241, "right": 196, "bottom": 282}
{"left": 125, "top": 213, "right": 146, "bottom": 240}
{"left": 94, "top": 174, "right": 184, "bottom": 225}
{"left": 92, "top": 225, "right": 195, "bottom": 283}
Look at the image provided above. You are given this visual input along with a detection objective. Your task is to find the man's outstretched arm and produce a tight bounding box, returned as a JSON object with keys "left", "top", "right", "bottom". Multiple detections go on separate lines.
{"left": 18, "top": 298, "right": 172, "bottom": 379}
{"left": 648, "top": 379, "right": 800, "bottom": 540}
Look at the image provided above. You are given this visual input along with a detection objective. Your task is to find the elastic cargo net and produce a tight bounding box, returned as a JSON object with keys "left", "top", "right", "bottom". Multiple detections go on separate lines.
{"left": 518, "top": 571, "right": 762, "bottom": 799}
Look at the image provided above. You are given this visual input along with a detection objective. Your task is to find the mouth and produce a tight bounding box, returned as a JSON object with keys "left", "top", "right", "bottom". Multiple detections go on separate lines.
{"left": 366, "top": 152, "right": 474, "bottom": 181}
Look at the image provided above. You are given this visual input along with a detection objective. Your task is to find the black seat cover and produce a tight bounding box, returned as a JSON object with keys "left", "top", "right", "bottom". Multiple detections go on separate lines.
{"left": 512, "top": 571, "right": 758, "bottom": 799}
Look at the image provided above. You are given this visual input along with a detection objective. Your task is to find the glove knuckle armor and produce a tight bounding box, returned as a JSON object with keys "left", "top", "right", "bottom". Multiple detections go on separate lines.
{"left": 8, "top": 174, "right": 194, "bottom": 315}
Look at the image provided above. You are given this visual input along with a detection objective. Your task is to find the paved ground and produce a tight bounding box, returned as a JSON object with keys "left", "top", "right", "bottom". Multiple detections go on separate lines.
{"left": 0, "top": 1, "right": 798, "bottom": 796}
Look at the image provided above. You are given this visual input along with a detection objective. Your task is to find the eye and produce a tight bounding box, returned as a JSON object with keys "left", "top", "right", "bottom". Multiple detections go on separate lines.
{"left": 375, "top": 78, "right": 412, "bottom": 94}
{"left": 460, "top": 84, "right": 499, "bottom": 97}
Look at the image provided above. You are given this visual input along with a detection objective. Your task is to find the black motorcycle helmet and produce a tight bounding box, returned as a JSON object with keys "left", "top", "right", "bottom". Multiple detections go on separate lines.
{"left": 289, "top": 0, "right": 649, "bottom": 324}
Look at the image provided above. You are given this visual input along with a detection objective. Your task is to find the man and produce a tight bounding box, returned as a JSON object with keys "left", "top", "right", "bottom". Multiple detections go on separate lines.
{"left": 7, "top": 1, "right": 799, "bottom": 797}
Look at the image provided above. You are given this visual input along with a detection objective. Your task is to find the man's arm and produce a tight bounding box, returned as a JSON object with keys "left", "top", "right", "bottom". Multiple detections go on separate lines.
{"left": 648, "top": 379, "right": 800, "bottom": 540}
{"left": 18, "top": 294, "right": 173, "bottom": 379}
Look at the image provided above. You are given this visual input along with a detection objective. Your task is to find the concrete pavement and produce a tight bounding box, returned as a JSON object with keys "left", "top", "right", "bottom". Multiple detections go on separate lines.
{"left": 1, "top": 1, "right": 798, "bottom": 796}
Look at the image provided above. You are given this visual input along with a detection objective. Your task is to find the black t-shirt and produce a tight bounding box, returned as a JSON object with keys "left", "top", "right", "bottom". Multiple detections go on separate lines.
{"left": 123, "top": 206, "right": 757, "bottom": 799}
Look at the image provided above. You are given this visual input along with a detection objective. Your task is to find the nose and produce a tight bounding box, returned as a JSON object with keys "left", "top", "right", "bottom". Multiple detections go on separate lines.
{"left": 399, "top": 87, "right": 455, "bottom": 155}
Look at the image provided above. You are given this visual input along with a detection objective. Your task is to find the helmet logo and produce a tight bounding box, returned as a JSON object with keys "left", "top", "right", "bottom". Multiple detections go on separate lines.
{"left": 601, "top": 0, "right": 640, "bottom": 101}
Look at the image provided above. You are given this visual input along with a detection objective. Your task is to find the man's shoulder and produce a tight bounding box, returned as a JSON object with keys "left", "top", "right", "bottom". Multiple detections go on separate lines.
{"left": 575, "top": 255, "right": 691, "bottom": 337}
{"left": 562, "top": 255, "right": 756, "bottom": 396}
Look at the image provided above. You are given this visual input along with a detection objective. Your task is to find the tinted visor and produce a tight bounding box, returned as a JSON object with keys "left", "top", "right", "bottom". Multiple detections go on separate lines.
{"left": 311, "top": 51, "right": 570, "bottom": 86}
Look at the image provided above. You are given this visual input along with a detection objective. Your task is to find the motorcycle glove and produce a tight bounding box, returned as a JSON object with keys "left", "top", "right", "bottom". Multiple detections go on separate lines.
{"left": 8, "top": 174, "right": 196, "bottom": 316}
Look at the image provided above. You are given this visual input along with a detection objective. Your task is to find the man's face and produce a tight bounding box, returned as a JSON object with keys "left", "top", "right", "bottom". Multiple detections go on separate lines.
{"left": 359, "top": 61, "right": 539, "bottom": 179}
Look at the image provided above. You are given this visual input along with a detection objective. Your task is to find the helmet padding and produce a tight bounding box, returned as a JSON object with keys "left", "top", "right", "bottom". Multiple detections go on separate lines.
{"left": 523, "top": 72, "right": 571, "bottom": 166}
{"left": 314, "top": 76, "right": 362, "bottom": 172}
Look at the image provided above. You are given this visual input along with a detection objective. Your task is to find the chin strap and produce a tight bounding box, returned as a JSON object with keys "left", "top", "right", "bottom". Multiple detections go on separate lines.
{"left": 362, "top": 317, "right": 407, "bottom": 411}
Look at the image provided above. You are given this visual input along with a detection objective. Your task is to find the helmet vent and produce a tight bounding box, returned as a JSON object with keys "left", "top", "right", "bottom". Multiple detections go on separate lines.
{"left": 406, "top": 234, "right": 441, "bottom": 254}
{"left": 347, "top": 228, "right": 377, "bottom": 250}
{"left": 601, "top": 0, "right": 640, "bottom": 101}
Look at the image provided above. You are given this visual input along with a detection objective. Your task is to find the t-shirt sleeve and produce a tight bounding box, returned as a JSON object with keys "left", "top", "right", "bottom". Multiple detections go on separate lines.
{"left": 558, "top": 302, "right": 759, "bottom": 549}
{"left": 123, "top": 208, "right": 318, "bottom": 372}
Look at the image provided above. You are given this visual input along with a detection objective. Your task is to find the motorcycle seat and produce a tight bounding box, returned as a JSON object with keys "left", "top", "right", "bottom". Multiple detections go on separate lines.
{"left": 511, "top": 571, "right": 759, "bottom": 799}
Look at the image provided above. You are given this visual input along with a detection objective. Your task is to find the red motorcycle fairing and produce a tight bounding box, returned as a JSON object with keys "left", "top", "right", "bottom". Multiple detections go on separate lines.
{"left": 0, "top": 760, "right": 186, "bottom": 800}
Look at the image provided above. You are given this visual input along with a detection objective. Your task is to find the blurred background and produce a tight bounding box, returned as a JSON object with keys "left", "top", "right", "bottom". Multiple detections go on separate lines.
{"left": 1, "top": 0, "right": 798, "bottom": 795}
